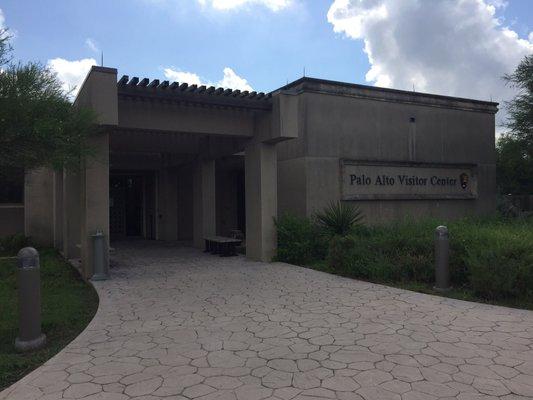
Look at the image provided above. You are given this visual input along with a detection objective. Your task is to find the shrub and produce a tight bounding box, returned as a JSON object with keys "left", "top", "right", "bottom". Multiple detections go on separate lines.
{"left": 461, "top": 219, "right": 533, "bottom": 300}
{"left": 326, "top": 221, "right": 435, "bottom": 283}
{"left": 0, "top": 234, "right": 30, "bottom": 257}
{"left": 314, "top": 201, "right": 363, "bottom": 237}
{"left": 326, "top": 235, "right": 357, "bottom": 274}
{"left": 279, "top": 209, "right": 533, "bottom": 304}
{"left": 274, "top": 213, "right": 326, "bottom": 265}
{"left": 323, "top": 216, "right": 533, "bottom": 294}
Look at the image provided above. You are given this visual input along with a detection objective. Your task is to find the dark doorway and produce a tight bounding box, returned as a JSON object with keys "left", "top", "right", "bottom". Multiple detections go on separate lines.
{"left": 110, "top": 174, "right": 148, "bottom": 239}
{"left": 236, "top": 169, "right": 245, "bottom": 235}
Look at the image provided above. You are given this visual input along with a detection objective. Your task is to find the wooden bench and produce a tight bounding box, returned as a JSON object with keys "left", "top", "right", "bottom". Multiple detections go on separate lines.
{"left": 204, "top": 236, "right": 242, "bottom": 257}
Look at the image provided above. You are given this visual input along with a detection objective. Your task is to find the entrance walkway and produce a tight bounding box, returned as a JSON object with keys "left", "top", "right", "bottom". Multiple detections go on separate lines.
{"left": 2, "top": 242, "right": 533, "bottom": 400}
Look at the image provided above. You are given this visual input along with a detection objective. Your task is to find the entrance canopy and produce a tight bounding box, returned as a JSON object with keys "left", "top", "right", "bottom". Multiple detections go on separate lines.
{"left": 36, "top": 66, "right": 299, "bottom": 279}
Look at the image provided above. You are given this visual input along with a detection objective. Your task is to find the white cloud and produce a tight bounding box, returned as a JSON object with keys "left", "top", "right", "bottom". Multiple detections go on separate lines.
{"left": 327, "top": 0, "right": 533, "bottom": 129}
{"left": 197, "top": 0, "right": 291, "bottom": 11}
{"left": 163, "top": 68, "right": 203, "bottom": 85}
{"left": 47, "top": 58, "right": 97, "bottom": 98}
{"left": 163, "top": 66, "right": 254, "bottom": 91}
{"left": 0, "top": 8, "right": 5, "bottom": 29}
{"left": 217, "top": 67, "right": 253, "bottom": 91}
{"left": 85, "top": 38, "right": 99, "bottom": 53}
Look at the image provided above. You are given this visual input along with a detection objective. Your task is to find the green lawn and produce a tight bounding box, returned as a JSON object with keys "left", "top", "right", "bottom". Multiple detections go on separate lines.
{"left": 0, "top": 249, "right": 98, "bottom": 390}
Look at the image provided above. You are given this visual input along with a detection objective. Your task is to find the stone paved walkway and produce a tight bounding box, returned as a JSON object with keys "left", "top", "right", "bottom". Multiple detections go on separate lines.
{"left": 2, "top": 241, "right": 533, "bottom": 400}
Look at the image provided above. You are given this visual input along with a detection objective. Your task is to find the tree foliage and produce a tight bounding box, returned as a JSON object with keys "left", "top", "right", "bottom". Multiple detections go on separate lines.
{"left": 504, "top": 54, "right": 533, "bottom": 148}
{"left": 497, "top": 54, "right": 533, "bottom": 194}
{"left": 497, "top": 134, "right": 533, "bottom": 194}
{"left": 0, "top": 28, "right": 96, "bottom": 175}
{"left": 0, "top": 28, "right": 12, "bottom": 66}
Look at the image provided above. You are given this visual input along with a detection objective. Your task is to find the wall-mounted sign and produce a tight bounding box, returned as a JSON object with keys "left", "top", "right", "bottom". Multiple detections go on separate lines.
{"left": 341, "top": 160, "right": 477, "bottom": 200}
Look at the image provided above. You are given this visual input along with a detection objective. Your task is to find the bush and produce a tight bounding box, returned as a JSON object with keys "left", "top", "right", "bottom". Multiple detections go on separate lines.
{"left": 322, "top": 216, "right": 533, "bottom": 301}
{"left": 460, "top": 219, "right": 533, "bottom": 300}
{"left": 0, "top": 234, "right": 30, "bottom": 257}
{"left": 327, "top": 235, "right": 357, "bottom": 274}
{"left": 326, "top": 220, "right": 435, "bottom": 283}
{"left": 276, "top": 205, "right": 533, "bottom": 304}
{"left": 274, "top": 213, "right": 327, "bottom": 265}
{"left": 314, "top": 201, "right": 363, "bottom": 237}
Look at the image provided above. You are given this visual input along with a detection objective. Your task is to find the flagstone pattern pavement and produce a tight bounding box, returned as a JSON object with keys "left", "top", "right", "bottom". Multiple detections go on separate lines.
{"left": 2, "top": 241, "right": 533, "bottom": 400}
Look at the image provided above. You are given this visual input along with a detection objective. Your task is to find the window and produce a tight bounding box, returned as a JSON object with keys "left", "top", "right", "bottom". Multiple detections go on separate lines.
{"left": 0, "top": 168, "right": 24, "bottom": 204}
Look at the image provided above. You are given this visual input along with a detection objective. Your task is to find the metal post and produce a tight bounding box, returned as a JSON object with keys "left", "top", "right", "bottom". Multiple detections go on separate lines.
{"left": 434, "top": 225, "right": 451, "bottom": 292}
{"left": 91, "top": 230, "right": 108, "bottom": 281}
{"left": 15, "top": 247, "right": 46, "bottom": 352}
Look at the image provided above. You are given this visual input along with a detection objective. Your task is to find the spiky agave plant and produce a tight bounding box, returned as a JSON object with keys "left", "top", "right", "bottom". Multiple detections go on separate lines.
{"left": 314, "top": 201, "right": 364, "bottom": 237}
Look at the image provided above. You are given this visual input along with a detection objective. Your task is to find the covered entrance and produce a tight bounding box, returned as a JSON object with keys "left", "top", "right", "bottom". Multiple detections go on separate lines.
{"left": 109, "top": 172, "right": 156, "bottom": 239}
{"left": 108, "top": 141, "right": 247, "bottom": 246}
{"left": 29, "top": 66, "right": 298, "bottom": 279}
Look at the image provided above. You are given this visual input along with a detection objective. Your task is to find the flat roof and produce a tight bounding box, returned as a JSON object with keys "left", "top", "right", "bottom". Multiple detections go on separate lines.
{"left": 85, "top": 66, "right": 498, "bottom": 114}
{"left": 276, "top": 77, "right": 499, "bottom": 114}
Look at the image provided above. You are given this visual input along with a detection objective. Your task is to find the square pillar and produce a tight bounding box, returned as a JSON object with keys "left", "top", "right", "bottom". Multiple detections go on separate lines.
{"left": 157, "top": 168, "right": 178, "bottom": 241}
{"left": 80, "top": 132, "right": 109, "bottom": 279}
{"left": 24, "top": 168, "right": 54, "bottom": 246}
{"left": 62, "top": 168, "right": 81, "bottom": 260}
{"left": 245, "top": 141, "right": 277, "bottom": 261}
{"left": 193, "top": 159, "right": 216, "bottom": 248}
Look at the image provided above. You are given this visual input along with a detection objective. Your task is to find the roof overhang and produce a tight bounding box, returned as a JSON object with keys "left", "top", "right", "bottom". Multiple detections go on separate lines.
{"left": 117, "top": 75, "right": 272, "bottom": 111}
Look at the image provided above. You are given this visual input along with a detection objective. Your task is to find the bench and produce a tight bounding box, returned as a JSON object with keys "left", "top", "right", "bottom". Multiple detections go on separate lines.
{"left": 204, "top": 236, "right": 242, "bottom": 257}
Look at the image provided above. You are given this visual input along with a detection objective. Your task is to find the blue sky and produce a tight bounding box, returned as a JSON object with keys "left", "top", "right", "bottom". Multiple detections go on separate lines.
{"left": 1, "top": 0, "right": 532, "bottom": 109}
{"left": 1, "top": 1, "right": 364, "bottom": 91}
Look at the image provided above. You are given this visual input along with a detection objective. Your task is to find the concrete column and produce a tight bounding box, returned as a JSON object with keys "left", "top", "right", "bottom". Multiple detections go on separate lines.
{"left": 80, "top": 132, "right": 109, "bottom": 279}
{"left": 74, "top": 66, "right": 117, "bottom": 279}
{"left": 63, "top": 169, "right": 81, "bottom": 259}
{"left": 24, "top": 168, "right": 54, "bottom": 246}
{"left": 192, "top": 159, "right": 216, "bottom": 248}
{"left": 245, "top": 141, "right": 277, "bottom": 261}
{"left": 53, "top": 170, "right": 64, "bottom": 251}
{"left": 157, "top": 168, "right": 178, "bottom": 241}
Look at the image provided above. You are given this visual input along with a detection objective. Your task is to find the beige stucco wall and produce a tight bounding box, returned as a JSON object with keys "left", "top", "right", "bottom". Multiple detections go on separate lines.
{"left": 277, "top": 88, "right": 497, "bottom": 222}
{"left": 24, "top": 168, "right": 54, "bottom": 246}
{"left": 118, "top": 99, "right": 255, "bottom": 138}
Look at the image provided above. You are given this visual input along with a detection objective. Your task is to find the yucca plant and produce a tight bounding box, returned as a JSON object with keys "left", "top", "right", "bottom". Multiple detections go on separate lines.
{"left": 314, "top": 201, "right": 364, "bottom": 237}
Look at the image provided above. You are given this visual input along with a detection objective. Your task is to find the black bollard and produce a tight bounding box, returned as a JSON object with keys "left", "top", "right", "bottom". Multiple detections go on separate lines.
{"left": 15, "top": 247, "right": 47, "bottom": 352}
{"left": 434, "top": 226, "right": 451, "bottom": 292}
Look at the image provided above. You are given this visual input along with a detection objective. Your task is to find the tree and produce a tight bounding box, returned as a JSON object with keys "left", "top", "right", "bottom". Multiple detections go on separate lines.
{"left": 0, "top": 28, "right": 12, "bottom": 66}
{"left": 0, "top": 28, "right": 96, "bottom": 176}
{"left": 496, "top": 54, "right": 533, "bottom": 194}
{"left": 497, "top": 134, "right": 533, "bottom": 194}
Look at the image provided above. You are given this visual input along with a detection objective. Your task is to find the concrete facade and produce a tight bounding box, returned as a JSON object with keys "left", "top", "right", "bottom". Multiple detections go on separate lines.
{"left": 276, "top": 78, "right": 497, "bottom": 221}
{"left": 1, "top": 68, "right": 497, "bottom": 279}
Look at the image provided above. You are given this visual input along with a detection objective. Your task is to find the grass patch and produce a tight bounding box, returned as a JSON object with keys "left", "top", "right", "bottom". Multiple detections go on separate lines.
{"left": 0, "top": 249, "right": 98, "bottom": 390}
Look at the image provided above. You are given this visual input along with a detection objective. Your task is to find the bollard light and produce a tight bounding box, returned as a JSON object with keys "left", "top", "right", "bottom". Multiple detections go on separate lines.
{"left": 15, "top": 247, "right": 47, "bottom": 352}
{"left": 434, "top": 225, "right": 451, "bottom": 292}
{"left": 91, "top": 230, "right": 108, "bottom": 281}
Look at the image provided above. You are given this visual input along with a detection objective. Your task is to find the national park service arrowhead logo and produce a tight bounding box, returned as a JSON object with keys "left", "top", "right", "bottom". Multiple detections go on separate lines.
{"left": 460, "top": 173, "right": 469, "bottom": 189}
